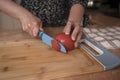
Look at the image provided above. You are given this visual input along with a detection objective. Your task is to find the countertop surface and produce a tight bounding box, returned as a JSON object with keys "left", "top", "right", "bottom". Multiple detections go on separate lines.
{"left": 0, "top": 11, "right": 120, "bottom": 80}
{"left": 56, "top": 11, "right": 120, "bottom": 80}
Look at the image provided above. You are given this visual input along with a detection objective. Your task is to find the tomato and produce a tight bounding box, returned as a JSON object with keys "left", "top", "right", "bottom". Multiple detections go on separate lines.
{"left": 52, "top": 32, "right": 75, "bottom": 52}
{"left": 51, "top": 40, "right": 60, "bottom": 51}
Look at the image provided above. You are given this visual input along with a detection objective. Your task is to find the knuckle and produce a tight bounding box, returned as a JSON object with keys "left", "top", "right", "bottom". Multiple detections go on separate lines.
{"left": 33, "top": 21, "right": 37, "bottom": 25}
{"left": 23, "top": 26, "right": 27, "bottom": 31}
{"left": 67, "top": 21, "right": 72, "bottom": 26}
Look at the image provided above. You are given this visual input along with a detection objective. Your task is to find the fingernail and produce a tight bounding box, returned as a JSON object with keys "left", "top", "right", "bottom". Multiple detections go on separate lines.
{"left": 72, "top": 36, "right": 75, "bottom": 41}
{"left": 33, "top": 33, "right": 36, "bottom": 37}
{"left": 33, "top": 31, "right": 37, "bottom": 37}
{"left": 40, "top": 28, "right": 44, "bottom": 31}
{"left": 65, "top": 32, "right": 69, "bottom": 35}
{"left": 28, "top": 24, "right": 31, "bottom": 26}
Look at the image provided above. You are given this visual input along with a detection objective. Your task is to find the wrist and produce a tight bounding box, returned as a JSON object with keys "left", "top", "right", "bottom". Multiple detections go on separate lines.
{"left": 68, "top": 4, "right": 84, "bottom": 24}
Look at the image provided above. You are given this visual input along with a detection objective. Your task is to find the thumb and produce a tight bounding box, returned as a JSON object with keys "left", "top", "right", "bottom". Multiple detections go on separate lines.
{"left": 39, "top": 21, "right": 44, "bottom": 31}
{"left": 63, "top": 21, "right": 72, "bottom": 35}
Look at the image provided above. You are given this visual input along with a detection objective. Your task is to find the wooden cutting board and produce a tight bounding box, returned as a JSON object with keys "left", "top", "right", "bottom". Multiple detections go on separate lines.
{"left": 0, "top": 29, "right": 109, "bottom": 80}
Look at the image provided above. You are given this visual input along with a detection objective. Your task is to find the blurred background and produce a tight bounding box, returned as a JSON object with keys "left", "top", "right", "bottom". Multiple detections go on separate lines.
{"left": 0, "top": 0, "right": 120, "bottom": 30}
{"left": 87, "top": 0, "right": 120, "bottom": 18}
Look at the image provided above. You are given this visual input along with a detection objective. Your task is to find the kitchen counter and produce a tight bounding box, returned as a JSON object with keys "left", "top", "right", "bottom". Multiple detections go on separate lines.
{"left": 0, "top": 11, "right": 120, "bottom": 80}
{"left": 55, "top": 12, "right": 120, "bottom": 80}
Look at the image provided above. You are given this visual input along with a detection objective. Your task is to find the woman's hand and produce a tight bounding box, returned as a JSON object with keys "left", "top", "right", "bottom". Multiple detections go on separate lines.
{"left": 20, "top": 13, "right": 43, "bottom": 37}
{"left": 63, "top": 4, "right": 84, "bottom": 48}
{"left": 63, "top": 20, "right": 83, "bottom": 48}
{"left": 0, "top": 0, "right": 43, "bottom": 37}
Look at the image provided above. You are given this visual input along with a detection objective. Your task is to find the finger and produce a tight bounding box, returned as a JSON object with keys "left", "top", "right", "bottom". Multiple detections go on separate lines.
{"left": 22, "top": 24, "right": 31, "bottom": 35}
{"left": 39, "top": 21, "right": 44, "bottom": 31}
{"left": 22, "top": 25, "right": 26, "bottom": 31}
{"left": 33, "top": 27, "right": 39, "bottom": 37}
{"left": 71, "top": 24, "right": 80, "bottom": 41}
{"left": 63, "top": 21, "right": 72, "bottom": 35}
{"left": 22, "top": 23, "right": 27, "bottom": 31}
{"left": 74, "top": 30, "right": 83, "bottom": 48}
{"left": 23, "top": 25, "right": 33, "bottom": 36}
{"left": 32, "top": 22, "right": 39, "bottom": 37}
{"left": 28, "top": 25, "right": 34, "bottom": 36}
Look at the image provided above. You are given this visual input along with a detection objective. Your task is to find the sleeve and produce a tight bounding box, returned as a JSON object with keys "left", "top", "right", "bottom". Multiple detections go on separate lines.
{"left": 69, "top": 0, "right": 88, "bottom": 8}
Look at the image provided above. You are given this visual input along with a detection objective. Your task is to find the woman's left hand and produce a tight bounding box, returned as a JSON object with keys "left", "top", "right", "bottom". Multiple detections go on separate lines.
{"left": 63, "top": 4, "right": 85, "bottom": 48}
{"left": 63, "top": 20, "right": 83, "bottom": 48}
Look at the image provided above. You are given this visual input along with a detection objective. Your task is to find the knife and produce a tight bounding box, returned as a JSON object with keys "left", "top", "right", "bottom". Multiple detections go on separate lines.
{"left": 38, "top": 32, "right": 67, "bottom": 53}
{"left": 39, "top": 31, "right": 120, "bottom": 70}
{"left": 80, "top": 34, "right": 120, "bottom": 70}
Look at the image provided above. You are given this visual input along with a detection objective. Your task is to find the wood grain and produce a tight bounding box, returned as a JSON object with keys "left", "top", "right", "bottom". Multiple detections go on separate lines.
{"left": 0, "top": 30, "right": 103, "bottom": 80}
{"left": 53, "top": 11, "right": 120, "bottom": 80}
{"left": 0, "top": 11, "right": 120, "bottom": 80}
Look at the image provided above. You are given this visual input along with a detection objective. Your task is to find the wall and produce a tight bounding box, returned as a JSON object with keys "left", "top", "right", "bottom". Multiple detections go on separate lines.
{"left": 0, "top": 12, "right": 21, "bottom": 30}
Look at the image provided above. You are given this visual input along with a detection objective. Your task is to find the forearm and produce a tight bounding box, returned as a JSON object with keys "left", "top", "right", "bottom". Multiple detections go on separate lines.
{"left": 68, "top": 4, "right": 84, "bottom": 23}
{"left": 0, "top": 0, "right": 32, "bottom": 20}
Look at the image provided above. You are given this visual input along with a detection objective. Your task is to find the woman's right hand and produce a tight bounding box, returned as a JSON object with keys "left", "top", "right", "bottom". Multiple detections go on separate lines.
{"left": 0, "top": 0, "right": 43, "bottom": 37}
{"left": 20, "top": 13, "right": 43, "bottom": 37}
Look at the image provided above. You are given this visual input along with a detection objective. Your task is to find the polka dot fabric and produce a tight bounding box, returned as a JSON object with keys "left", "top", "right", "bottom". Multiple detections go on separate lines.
{"left": 20, "top": 0, "right": 88, "bottom": 27}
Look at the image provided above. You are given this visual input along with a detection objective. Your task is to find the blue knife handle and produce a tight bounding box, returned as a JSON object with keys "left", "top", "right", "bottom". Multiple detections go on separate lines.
{"left": 38, "top": 32, "right": 67, "bottom": 53}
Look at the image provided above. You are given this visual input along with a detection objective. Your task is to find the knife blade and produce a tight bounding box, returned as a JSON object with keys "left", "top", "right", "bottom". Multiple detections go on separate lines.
{"left": 38, "top": 32, "right": 67, "bottom": 53}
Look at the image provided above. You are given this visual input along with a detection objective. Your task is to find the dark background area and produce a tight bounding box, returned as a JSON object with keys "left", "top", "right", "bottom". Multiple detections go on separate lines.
{"left": 87, "top": 0, "right": 120, "bottom": 18}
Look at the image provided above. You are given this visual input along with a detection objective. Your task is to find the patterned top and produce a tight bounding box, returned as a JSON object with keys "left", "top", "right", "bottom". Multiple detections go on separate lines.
{"left": 21, "top": 0, "right": 89, "bottom": 27}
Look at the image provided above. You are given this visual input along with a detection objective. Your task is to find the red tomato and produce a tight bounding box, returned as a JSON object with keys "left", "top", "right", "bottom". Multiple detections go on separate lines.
{"left": 51, "top": 40, "right": 60, "bottom": 51}
{"left": 54, "top": 32, "right": 75, "bottom": 51}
